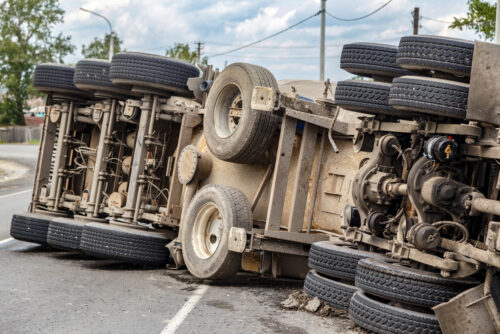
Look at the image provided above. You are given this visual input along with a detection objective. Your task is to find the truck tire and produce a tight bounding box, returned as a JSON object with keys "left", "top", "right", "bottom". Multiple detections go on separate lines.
{"left": 109, "top": 52, "right": 200, "bottom": 96}
{"left": 47, "top": 218, "right": 85, "bottom": 251}
{"left": 304, "top": 270, "right": 358, "bottom": 310}
{"left": 396, "top": 35, "right": 474, "bottom": 77}
{"left": 355, "top": 258, "right": 478, "bottom": 308}
{"left": 349, "top": 291, "right": 441, "bottom": 334}
{"left": 308, "top": 241, "right": 387, "bottom": 282}
{"left": 74, "top": 59, "right": 132, "bottom": 97}
{"left": 340, "top": 43, "right": 411, "bottom": 79}
{"left": 335, "top": 80, "right": 402, "bottom": 117}
{"left": 34, "top": 64, "right": 88, "bottom": 96}
{"left": 10, "top": 212, "right": 54, "bottom": 245}
{"left": 389, "top": 76, "right": 469, "bottom": 119}
{"left": 203, "top": 63, "right": 281, "bottom": 164}
{"left": 181, "top": 184, "right": 253, "bottom": 280}
{"left": 80, "top": 223, "right": 171, "bottom": 266}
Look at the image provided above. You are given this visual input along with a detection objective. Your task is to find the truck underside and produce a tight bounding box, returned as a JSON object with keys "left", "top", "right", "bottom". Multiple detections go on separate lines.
{"left": 10, "top": 37, "right": 500, "bottom": 333}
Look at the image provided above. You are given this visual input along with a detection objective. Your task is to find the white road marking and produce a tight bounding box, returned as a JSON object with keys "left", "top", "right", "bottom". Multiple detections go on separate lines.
{"left": 160, "top": 285, "right": 209, "bottom": 334}
{"left": 0, "top": 189, "right": 31, "bottom": 200}
{"left": 0, "top": 237, "right": 14, "bottom": 247}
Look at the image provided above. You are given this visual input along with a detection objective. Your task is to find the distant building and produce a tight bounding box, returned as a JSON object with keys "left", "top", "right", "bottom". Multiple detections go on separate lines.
{"left": 24, "top": 96, "right": 45, "bottom": 126}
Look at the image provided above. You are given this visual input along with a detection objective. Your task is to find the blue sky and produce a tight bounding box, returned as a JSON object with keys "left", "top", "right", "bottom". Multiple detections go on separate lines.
{"left": 56, "top": 0, "right": 488, "bottom": 81}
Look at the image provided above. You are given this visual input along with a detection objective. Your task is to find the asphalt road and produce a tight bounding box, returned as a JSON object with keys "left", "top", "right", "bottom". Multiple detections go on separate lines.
{"left": 0, "top": 144, "right": 38, "bottom": 240}
{"left": 0, "top": 144, "right": 356, "bottom": 334}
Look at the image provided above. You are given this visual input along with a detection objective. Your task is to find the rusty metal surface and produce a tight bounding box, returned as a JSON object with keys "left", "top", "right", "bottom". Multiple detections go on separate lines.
{"left": 433, "top": 284, "right": 498, "bottom": 334}
{"left": 467, "top": 41, "right": 500, "bottom": 126}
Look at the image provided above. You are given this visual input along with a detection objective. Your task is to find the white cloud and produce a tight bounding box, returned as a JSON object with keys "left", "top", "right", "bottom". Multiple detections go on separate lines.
{"left": 227, "top": 6, "right": 297, "bottom": 40}
{"left": 55, "top": 0, "right": 480, "bottom": 80}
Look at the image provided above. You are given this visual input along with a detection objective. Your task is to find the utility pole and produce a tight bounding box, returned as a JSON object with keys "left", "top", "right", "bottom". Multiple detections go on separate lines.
{"left": 195, "top": 41, "right": 204, "bottom": 64}
{"left": 412, "top": 7, "right": 419, "bottom": 35}
{"left": 495, "top": 0, "right": 500, "bottom": 43}
{"left": 320, "top": 0, "right": 326, "bottom": 81}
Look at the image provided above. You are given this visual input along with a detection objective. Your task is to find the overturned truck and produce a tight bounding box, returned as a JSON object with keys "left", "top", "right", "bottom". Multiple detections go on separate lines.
{"left": 10, "top": 35, "right": 500, "bottom": 333}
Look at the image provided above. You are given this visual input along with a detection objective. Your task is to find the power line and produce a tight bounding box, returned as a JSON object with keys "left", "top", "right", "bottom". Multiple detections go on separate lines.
{"left": 143, "top": 37, "right": 402, "bottom": 53}
{"left": 420, "top": 16, "right": 453, "bottom": 24}
{"left": 326, "top": 0, "right": 393, "bottom": 22}
{"left": 205, "top": 41, "right": 344, "bottom": 49}
{"left": 207, "top": 10, "right": 321, "bottom": 57}
{"left": 420, "top": 25, "right": 437, "bottom": 34}
{"left": 221, "top": 54, "right": 341, "bottom": 60}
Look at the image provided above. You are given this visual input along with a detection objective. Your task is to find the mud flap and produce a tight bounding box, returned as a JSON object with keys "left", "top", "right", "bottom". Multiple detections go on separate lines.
{"left": 166, "top": 239, "right": 185, "bottom": 269}
{"left": 433, "top": 283, "right": 500, "bottom": 334}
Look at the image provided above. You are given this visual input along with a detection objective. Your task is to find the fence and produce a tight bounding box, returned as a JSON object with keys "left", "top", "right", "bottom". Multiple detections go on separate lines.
{"left": 0, "top": 125, "right": 42, "bottom": 143}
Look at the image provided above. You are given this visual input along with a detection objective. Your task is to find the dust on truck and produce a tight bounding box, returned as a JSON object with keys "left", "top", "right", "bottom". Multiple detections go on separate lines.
{"left": 9, "top": 35, "right": 500, "bottom": 334}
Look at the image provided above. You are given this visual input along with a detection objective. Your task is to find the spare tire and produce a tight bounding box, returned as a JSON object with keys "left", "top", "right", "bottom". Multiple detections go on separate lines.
{"left": 181, "top": 184, "right": 253, "bottom": 280}
{"left": 349, "top": 291, "right": 441, "bottom": 334}
{"left": 10, "top": 212, "right": 54, "bottom": 245}
{"left": 341, "top": 43, "right": 412, "bottom": 79}
{"left": 80, "top": 223, "right": 171, "bottom": 266}
{"left": 389, "top": 76, "right": 469, "bottom": 119}
{"left": 74, "top": 59, "right": 132, "bottom": 97}
{"left": 396, "top": 35, "right": 474, "bottom": 77}
{"left": 304, "top": 270, "right": 357, "bottom": 310}
{"left": 335, "top": 80, "right": 404, "bottom": 117}
{"left": 109, "top": 52, "right": 200, "bottom": 96}
{"left": 203, "top": 63, "right": 281, "bottom": 164}
{"left": 34, "top": 64, "right": 88, "bottom": 96}
{"left": 355, "top": 258, "right": 478, "bottom": 308}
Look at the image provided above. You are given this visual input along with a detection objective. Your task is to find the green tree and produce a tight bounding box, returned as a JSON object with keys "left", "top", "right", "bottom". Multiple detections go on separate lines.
{"left": 0, "top": 0, "right": 75, "bottom": 124}
{"left": 166, "top": 43, "right": 208, "bottom": 65}
{"left": 450, "top": 0, "right": 496, "bottom": 40}
{"left": 82, "top": 32, "right": 123, "bottom": 59}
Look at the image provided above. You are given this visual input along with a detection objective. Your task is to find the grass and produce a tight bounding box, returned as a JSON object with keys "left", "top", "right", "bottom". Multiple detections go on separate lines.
{"left": 0, "top": 139, "right": 40, "bottom": 145}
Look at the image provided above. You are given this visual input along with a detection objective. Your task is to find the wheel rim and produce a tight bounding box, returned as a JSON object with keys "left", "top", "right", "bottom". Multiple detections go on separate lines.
{"left": 213, "top": 83, "right": 242, "bottom": 138}
{"left": 192, "top": 202, "right": 224, "bottom": 259}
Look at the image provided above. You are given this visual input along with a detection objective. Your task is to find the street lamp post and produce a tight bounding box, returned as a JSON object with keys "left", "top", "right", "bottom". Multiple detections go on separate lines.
{"left": 80, "top": 7, "right": 114, "bottom": 61}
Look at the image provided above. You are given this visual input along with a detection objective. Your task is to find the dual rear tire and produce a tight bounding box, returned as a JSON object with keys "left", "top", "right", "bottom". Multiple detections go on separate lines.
{"left": 349, "top": 258, "right": 479, "bottom": 334}
{"left": 304, "top": 241, "right": 387, "bottom": 310}
{"left": 337, "top": 36, "right": 473, "bottom": 120}
{"left": 10, "top": 212, "right": 54, "bottom": 246}
{"left": 80, "top": 223, "right": 172, "bottom": 267}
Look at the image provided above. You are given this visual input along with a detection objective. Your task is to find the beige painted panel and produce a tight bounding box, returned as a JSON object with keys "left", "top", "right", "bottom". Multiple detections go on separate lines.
{"left": 188, "top": 123, "right": 368, "bottom": 234}
{"left": 310, "top": 140, "right": 368, "bottom": 233}
{"left": 191, "top": 127, "right": 271, "bottom": 222}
